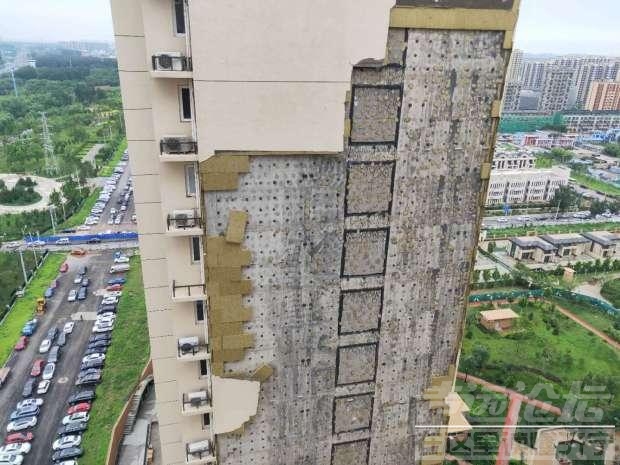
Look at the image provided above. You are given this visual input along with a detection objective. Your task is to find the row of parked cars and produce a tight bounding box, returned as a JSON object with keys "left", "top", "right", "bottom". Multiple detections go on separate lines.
{"left": 84, "top": 158, "right": 129, "bottom": 228}
{"left": 67, "top": 266, "right": 90, "bottom": 303}
{"left": 107, "top": 176, "right": 134, "bottom": 226}
{"left": 1, "top": 320, "right": 76, "bottom": 465}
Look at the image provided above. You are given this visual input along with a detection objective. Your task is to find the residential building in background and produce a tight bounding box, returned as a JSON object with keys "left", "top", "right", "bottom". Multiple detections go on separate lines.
{"left": 522, "top": 61, "right": 548, "bottom": 91}
{"left": 506, "top": 48, "right": 524, "bottom": 82}
{"left": 538, "top": 66, "right": 575, "bottom": 113}
{"left": 502, "top": 81, "right": 522, "bottom": 112}
{"left": 110, "top": 0, "right": 520, "bottom": 464}
{"left": 486, "top": 167, "right": 569, "bottom": 206}
{"left": 585, "top": 81, "right": 620, "bottom": 111}
{"left": 563, "top": 111, "right": 620, "bottom": 132}
{"left": 492, "top": 152, "right": 536, "bottom": 170}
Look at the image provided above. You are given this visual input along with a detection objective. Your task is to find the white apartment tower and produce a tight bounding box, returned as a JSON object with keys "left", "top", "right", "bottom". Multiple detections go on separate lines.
{"left": 110, "top": 1, "right": 520, "bottom": 464}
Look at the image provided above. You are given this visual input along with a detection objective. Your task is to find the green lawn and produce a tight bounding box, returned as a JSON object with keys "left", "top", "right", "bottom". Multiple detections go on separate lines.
{"left": 0, "top": 253, "right": 66, "bottom": 366}
{"left": 551, "top": 296, "right": 619, "bottom": 343}
{"left": 459, "top": 300, "right": 619, "bottom": 424}
{"left": 98, "top": 139, "right": 127, "bottom": 177}
{"left": 485, "top": 221, "right": 620, "bottom": 239}
{"left": 571, "top": 172, "right": 620, "bottom": 197}
{"left": 58, "top": 188, "right": 102, "bottom": 229}
{"left": 80, "top": 257, "right": 149, "bottom": 465}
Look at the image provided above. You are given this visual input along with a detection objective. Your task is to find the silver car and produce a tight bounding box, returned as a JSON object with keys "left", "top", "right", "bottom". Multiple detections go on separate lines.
{"left": 42, "top": 362, "right": 55, "bottom": 381}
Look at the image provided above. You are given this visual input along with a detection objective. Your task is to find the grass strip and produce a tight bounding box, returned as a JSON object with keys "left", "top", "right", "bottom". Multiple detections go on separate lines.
{"left": 99, "top": 139, "right": 127, "bottom": 177}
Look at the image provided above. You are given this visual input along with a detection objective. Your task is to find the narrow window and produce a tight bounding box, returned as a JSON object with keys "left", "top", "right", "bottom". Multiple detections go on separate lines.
{"left": 185, "top": 164, "right": 196, "bottom": 196}
{"left": 190, "top": 236, "right": 201, "bottom": 263}
{"left": 199, "top": 360, "right": 209, "bottom": 377}
{"left": 173, "top": 0, "right": 186, "bottom": 35}
{"left": 179, "top": 86, "right": 192, "bottom": 121}
{"left": 202, "top": 413, "right": 211, "bottom": 429}
{"left": 195, "top": 300, "right": 205, "bottom": 322}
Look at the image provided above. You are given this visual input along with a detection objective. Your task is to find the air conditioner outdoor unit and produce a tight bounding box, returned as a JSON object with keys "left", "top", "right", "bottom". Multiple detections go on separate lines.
{"left": 173, "top": 209, "right": 196, "bottom": 228}
{"left": 179, "top": 336, "right": 199, "bottom": 354}
{"left": 187, "top": 440, "right": 211, "bottom": 455}
{"left": 187, "top": 390, "right": 209, "bottom": 406}
{"left": 155, "top": 51, "right": 182, "bottom": 71}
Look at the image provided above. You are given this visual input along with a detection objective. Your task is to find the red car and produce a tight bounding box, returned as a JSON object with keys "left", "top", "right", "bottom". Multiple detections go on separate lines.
{"left": 59, "top": 262, "right": 69, "bottom": 273}
{"left": 106, "top": 284, "right": 123, "bottom": 292}
{"left": 5, "top": 432, "right": 34, "bottom": 444}
{"left": 30, "top": 359, "right": 45, "bottom": 377}
{"left": 67, "top": 402, "right": 91, "bottom": 415}
{"left": 14, "top": 336, "right": 28, "bottom": 351}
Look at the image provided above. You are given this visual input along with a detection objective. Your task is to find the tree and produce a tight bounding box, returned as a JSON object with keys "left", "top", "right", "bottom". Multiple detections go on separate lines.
{"left": 482, "top": 269, "right": 491, "bottom": 283}
{"left": 603, "top": 143, "right": 620, "bottom": 158}
{"left": 49, "top": 190, "right": 62, "bottom": 209}
{"left": 552, "top": 186, "right": 580, "bottom": 212}
{"left": 492, "top": 269, "right": 501, "bottom": 281}
{"left": 487, "top": 241, "right": 496, "bottom": 253}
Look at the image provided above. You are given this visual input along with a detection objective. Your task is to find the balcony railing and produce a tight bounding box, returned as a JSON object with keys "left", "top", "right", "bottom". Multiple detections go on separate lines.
{"left": 152, "top": 54, "right": 192, "bottom": 72}
{"left": 186, "top": 439, "right": 216, "bottom": 464}
{"left": 160, "top": 137, "right": 198, "bottom": 156}
{"left": 172, "top": 281, "right": 206, "bottom": 301}
{"left": 177, "top": 336, "right": 210, "bottom": 361}
{"left": 166, "top": 210, "right": 203, "bottom": 234}
{"left": 182, "top": 390, "right": 212, "bottom": 416}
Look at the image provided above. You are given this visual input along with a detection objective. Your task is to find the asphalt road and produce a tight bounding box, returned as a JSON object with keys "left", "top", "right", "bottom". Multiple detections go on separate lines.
{"left": 482, "top": 211, "right": 620, "bottom": 229}
{"left": 0, "top": 251, "right": 114, "bottom": 464}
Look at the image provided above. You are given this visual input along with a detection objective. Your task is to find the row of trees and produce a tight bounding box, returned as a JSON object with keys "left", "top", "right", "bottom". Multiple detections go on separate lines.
{"left": 551, "top": 258, "right": 620, "bottom": 276}
{"left": 0, "top": 177, "right": 41, "bottom": 205}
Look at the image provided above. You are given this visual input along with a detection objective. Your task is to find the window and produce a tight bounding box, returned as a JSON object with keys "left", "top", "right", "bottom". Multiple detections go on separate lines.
{"left": 202, "top": 413, "right": 211, "bottom": 429}
{"left": 199, "top": 360, "right": 208, "bottom": 377}
{"left": 185, "top": 164, "right": 196, "bottom": 196}
{"left": 173, "top": 0, "right": 186, "bottom": 35}
{"left": 195, "top": 300, "right": 205, "bottom": 322}
{"left": 190, "top": 236, "right": 201, "bottom": 263}
{"left": 179, "top": 86, "right": 193, "bottom": 121}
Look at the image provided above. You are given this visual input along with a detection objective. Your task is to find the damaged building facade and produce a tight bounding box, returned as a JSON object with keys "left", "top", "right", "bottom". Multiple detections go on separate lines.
{"left": 110, "top": 0, "right": 520, "bottom": 464}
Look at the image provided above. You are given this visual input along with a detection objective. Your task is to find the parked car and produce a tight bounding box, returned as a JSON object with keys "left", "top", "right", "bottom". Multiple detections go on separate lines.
{"left": 97, "top": 304, "right": 117, "bottom": 313}
{"left": 75, "top": 372, "right": 102, "bottom": 386}
{"left": 57, "top": 332, "right": 67, "bottom": 347}
{"left": 63, "top": 322, "right": 75, "bottom": 334}
{"left": 70, "top": 248, "right": 87, "bottom": 256}
{"left": 67, "top": 390, "right": 96, "bottom": 405}
{"left": 87, "top": 339, "right": 111, "bottom": 350}
{"left": 0, "top": 453, "right": 23, "bottom": 465}
{"left": 51, "top": 446, "right": 83, "bottom": 462}
{"left": 62, "top": 412, "right": 89, "bottom": 426}
{"left": 105, "top": 284, "right": 123, "bottom": 291}
{"left": 80, "top": 359, "right": 104, "bottom": 370}
{"left": 52, "top": 434, "right": 82, "bottom": 451}
{"left": 67, "top": 289, "right": 78, "bottom": 302}
{"left": 47, "top": 346, "right": 60, "bottom": 363}
{"left": 14, "top": 337, "right": 28, "bottom": 351}
{"left": 0, "top": 442, "right": 31, "bottom": 455}
{"left": 80, "top": 277, "right": 90, "bottom": 288}
{"left": 3, "top": 432, "right": 33, "bottom": 445}
{"left": 21, "top": 319, "right": 38, "bottom": 336}
{"left": 67, "top": 403, "right": 91, "bottom": 415}
{"left": 83, "top": 347, "right": 108, "bottom": 356}
{"left": 9, "top": 405, "right": 39, "bottom": 421}
{"left": 55, "top": 238, "right": 70, "bottom": 245}
{"left": 42, "top": 362, "right": 55, "bottom": 381}
{"left": 109, "top": 264, "right": 130, "bottom": 273}
{"left": 73, "top": 275, "right": 82, "bottom": 284}
{"left": 57, "top": 422, "right": 87, "bottom": 437}
{"left": 38, "top": 339, "right": 51, "bottom": 354}
{"left": 77, "top": 287, "right": 87, "bottom": 301}
{"left": 92, "top": 324, "right": 114, "bottom": 334}
{"left": 30, "top": 359, "right": 45, "bottom": 377}
{"left": 78, "top": 266, "right": 87, "bottom": 275}
{"left": 6, "top": 416, "right": 37, "bottom": 432}
{"left": 100, "top": 296, "right": 118, "bottom": 305}
{"left": 43, "top": 287, "right": 54, "bottom": 298}
{"left": 15, "top": 399, "right": 43, "bottom": 410}
{"left": 46, "top": 327, "right": 58, "bottom": 342}
{"left": 86, "top": 237, "right": 101, "bottom": 244}
{"left": 21, "top": 379, "right": 35, "bottom": 398}
{"left": 59, "top": 262, "right": 69, "bottom": 273}
{"left": 36, "top": 379, "right": 50, "bottom": 395}
{"left": 113, "top": 256, "right": 130, "bottom": 264}
{"left": 89, "top": 333, "right": 111, "bottom": 343}
{"left": 107, "top": 277, "right": 126, "bottom": 285}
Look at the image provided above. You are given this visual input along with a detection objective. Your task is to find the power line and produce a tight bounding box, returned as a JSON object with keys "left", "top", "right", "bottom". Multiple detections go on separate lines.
{"left": 40, "top": 112, "right": 59, "bottom": 176}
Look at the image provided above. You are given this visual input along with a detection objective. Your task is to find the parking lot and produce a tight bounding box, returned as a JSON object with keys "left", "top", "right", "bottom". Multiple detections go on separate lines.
{"left": 0, "top": 251, "right": 121, "bottom": 463}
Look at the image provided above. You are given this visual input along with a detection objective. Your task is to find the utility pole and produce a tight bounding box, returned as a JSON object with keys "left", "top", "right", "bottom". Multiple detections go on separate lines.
{"left": 18, "top": 248, "right": 28, "bottom": 284}
{"left": 49, "top": 206, "right": 57, "bottom": 235}
{"left": 9, "top": 68, "right": 18, "bottom": 97}
{"left": 41, "top": 112, "right": 59, "bottom": 176}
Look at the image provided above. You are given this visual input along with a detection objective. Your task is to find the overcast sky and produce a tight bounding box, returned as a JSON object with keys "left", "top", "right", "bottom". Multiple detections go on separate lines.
{"left": 0, "top": 0, "right": 619, "bottom": 56}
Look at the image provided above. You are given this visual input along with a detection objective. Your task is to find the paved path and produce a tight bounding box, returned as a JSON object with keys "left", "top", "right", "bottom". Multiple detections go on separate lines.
{"left": 554, "top": 305, "right": 620, "bottom": 350}
{"left": 82, "top": 143, "right": 105, "bottom": 166}
{"left": 0, "top": 174, "right": 62, "bottom": 214}
{"left": 572, "top": 282, "right": 613, "bottom": 306}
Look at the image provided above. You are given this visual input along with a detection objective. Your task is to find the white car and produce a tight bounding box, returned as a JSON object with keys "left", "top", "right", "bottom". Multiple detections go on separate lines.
{"left": 73, "top": 275, "right": 82, "bottom": 284}
{"left": 38, "top": 339, "right": 52, "bottom": 354}
{"left": 62, "top": 412, "right": 89, "bottom": 425}
{"left": 37, "top": 379, "right": 51, "bottom": 395}
{"left": 6, "top": 416, "right": 37, "bottom": 432}
{"left": 0, "top": 442, "right": 31, "bottom": 455}
{"left": 104, "top": 291, "right": 122, "bottom": 298}
{"left": 101, "top": 296, "right": 118, "bottom": 305}
{"left": 63, "top": 321, "right": 75, "bottom": 334}
{"left": 16, "top": 399, "right": 43, "bottom": 410}
{"left": 67, "top": 290, "right": 77, "bottom": 302}
{"left": 77, "top": 225, "right": 91, "bottom": 231}
{"left": 42, "top": 363, "right": 55, "bottom": 381}
{"left": 82, "top": 353, "right": 106, "bottom": 364}
{"left": 0, "top": 453, "right": 24, "bottom": 465}
{"left": 96, "top": 316, "right": 116, "bottom": 326}
{"left": 93, "top": 323, "right": 114, "bottom": 334}
{"left": 107, "top": 218, "right": 114, "bottom": 225}
{"left": 52, "top": 434, "right": 82, "bottom": 451}
{"left": 113, "top": 256, "right": 129, "bottom": 264}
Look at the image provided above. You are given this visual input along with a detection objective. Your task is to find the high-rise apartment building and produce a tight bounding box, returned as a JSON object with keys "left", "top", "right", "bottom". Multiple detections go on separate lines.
{"left": 506, "top": 48, "right": 524, "bottom": 82}
{"left": 538, "top": 66, "right": 575, "bottom": 113}
{"left": 110, "top": 1, "right": 520, "bottom": 464}
{"left": 502, "top": 81, "right": 522, "bottom": 112}
{"left": 521, "top": 61, "right": 549, "bottom": 91}
{"left": 574, "top": 60, "right": 620, "bottom": 107}
{"left": 585, "top": 81, "right": 620, "bottom": 111}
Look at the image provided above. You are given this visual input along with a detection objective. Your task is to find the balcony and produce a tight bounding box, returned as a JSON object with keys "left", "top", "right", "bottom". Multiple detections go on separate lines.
{"left": 160, "top": 137, "right": 198, "bottom": 162}
{"left": 181, "top": 390, "right": 213, "bottom": 416}
{"left": 166, "top": 210, "right": 203, "bottom": 236}
{"left": 151, "top": 53, "right": 192, "bottom": 79}
{"left": 177, "top": 336, "right": 210, "bottom": 362}
{"left": 172, "top": 281, "right": 206, "bottom": 302}
{"left": 186, "top": 440, "right": 216, "bottom": 464}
